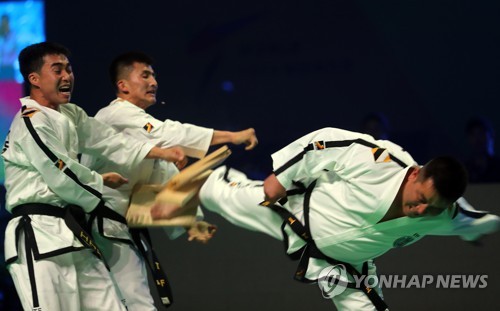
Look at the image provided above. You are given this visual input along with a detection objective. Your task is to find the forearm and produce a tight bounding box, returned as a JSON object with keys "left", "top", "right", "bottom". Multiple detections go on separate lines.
{"left": 145, "top": 146, "right": 184, "bottom": 162}
{"left": 211, "top": 130, "right": 235, "bottom": 145}
{"left": 211, "top": 128, "right": 258, "bottom": 150}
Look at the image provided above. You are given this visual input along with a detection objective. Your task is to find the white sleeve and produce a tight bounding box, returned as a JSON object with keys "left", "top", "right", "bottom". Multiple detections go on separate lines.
{"left": 72, "top": 106, "right": 154, "bottom": 170}
{"left": 157, "top": 120, "right": 213, "bottom": 159}
{"left": 428, "top": 197, "right": 500, "bottom": 241}
{"left": 95, "top": 104, "right": 213, "bottom": 159}
{"left": 20, "top": 113, "right": 104, "bottom": 212}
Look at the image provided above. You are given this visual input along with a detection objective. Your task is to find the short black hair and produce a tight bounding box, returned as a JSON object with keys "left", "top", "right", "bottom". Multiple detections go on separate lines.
{"left": 420, "top": 156, "right": 468, "bottom": 203}
{"left": 18, "top": 42, "right": 71, "bottom": 84}
{"left": 109, "top": 51, "right": 154, "bottom": 91}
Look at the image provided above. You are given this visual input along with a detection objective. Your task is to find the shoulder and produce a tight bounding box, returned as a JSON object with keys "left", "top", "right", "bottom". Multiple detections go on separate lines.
{"left": 61, "top": 103, "right": 88, "bottom": 115}
{"left": 58, "top": 103, "right": 91, "bottom": 126}
{"left": 95, "top": 99, "right": 141, "bottom": 123}
{"left": 375, "top": 139, "right": 417, "bottom": 166}
{"left": 19, "top": 105, "right": 53, "bottom": 126}
{"left": 292, "top": 128, "right": 372, "bottom": 148}
{"left": 310, "top": 127, "right": 369, "bottom": 140}
{"left": 94, "top": 105, "right": 115, "bottom": 122}
{"left": 17, "top": 98, "right": 65, "bottom": 127}
{"left": 7, "top": 106, "right": 59, "bottom": 142}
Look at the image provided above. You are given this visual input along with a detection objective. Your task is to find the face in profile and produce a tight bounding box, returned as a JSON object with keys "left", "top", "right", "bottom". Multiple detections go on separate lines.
{"left": 119, "top": 62, "right": 158, "bottom": 109}
{"left": 401, "top": 168, "right": 450, "bottom": 218}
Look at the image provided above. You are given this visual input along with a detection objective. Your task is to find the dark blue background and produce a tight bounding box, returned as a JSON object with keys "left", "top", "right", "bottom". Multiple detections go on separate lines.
{"left": 45, "top": 0, "right": 500, "bottom": 173}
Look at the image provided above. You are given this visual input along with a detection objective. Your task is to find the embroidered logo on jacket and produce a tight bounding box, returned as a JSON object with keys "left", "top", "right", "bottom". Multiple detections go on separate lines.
{"left": 393, "top": 233, "right": 420, "bottom": 247}
{"left": 372, "top": 147, "right": 391, "bottom": 163}
{"left": 313, "top": 141, "right": 325, "bottom": 150}
{"left": 55, "top": 159, "right": 66, "bottom": 170}
{"left": 21, "top": 107, "right": 40, "bottom": 118}
{"left": 143, "top": 122, "right": 154, "bottom": 133}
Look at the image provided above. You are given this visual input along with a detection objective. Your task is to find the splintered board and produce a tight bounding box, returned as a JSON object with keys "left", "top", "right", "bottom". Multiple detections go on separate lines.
{"left": 126, "top": 145, "right": 231, "bottom": 227}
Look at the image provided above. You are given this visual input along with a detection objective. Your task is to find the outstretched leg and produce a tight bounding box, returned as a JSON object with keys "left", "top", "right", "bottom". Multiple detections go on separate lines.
{"left": 199, "top": 166, "right": 284, "bottom": 241}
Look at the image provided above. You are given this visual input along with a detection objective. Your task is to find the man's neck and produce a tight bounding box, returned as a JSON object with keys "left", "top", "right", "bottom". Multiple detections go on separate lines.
{"left": 378, "top": 167, "right": 415, "bottom": 223}
{"left": 30, "top": 91, "right": 59, "bottom": 110}
{"left": 117, "top": 95, "right": 149, "bottom": 110}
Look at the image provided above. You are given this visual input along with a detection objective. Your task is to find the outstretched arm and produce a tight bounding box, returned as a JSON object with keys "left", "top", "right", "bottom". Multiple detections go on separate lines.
{"left": 145, "top": 146, "right": 185, "bottom": 163}
{"left": 211, "top": 128, "right": 258, "bottom": 150}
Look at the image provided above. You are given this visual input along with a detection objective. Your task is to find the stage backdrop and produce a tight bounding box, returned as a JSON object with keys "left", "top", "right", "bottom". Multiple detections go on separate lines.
{"left": 43, "top": 0, "right": 500, "bottom": 170}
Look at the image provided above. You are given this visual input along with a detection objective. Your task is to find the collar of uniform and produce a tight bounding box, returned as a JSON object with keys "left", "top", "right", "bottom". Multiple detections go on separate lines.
{"left": 19, "top": 96, "right": 76, "bottom": 113}
{"left": 20, "top": 96, "right": 42, "bottom": 108}
{"left": 366, "top": 166, "right": 413, "bottom": 225}
{"left": 110, "top": 97, "right": 145, "bottom": 112}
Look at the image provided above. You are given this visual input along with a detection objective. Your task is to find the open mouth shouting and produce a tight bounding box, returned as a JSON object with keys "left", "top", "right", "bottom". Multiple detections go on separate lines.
{"left": 58, "top": 84, "right": 72, "bottom": 99}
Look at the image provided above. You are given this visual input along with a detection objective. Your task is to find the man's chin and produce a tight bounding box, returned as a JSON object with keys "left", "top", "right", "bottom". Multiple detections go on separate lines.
{"left": 59, "top": 94, "right": 72, "bottom": 104}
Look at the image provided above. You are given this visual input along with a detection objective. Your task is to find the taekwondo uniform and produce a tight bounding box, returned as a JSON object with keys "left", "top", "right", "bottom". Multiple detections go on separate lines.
{"left": 199, "top": 127, "right": 500, "bottom": 311}
{"left": 80, "top": 98, "right": 214, "bottom": 310}
{"left": 2, "top": 97, "right": 155, "bottom": 311}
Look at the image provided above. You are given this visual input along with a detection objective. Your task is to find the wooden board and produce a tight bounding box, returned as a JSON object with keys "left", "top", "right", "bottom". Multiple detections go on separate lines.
{"left": 126, "top": 145, "right": 231, "bottom": 227}
{"left": 165, "top": 145, "right": 232, "bottom": 190}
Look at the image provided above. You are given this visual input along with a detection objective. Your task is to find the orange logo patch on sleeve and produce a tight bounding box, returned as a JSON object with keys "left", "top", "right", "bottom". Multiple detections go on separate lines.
{"left": 314, "top": 141, "right": 325, "bottom": 150}
{"left": 143, "top": 122, "right": 154, "bottom": 133}
{"left": 55, "top": 159, "right": 66, "bottom": 170}
{"left": 21, "top": 107, "right": 40, "bottom": 118}
{"left": 372, "top": 147, "right": 391, "bottom": 163}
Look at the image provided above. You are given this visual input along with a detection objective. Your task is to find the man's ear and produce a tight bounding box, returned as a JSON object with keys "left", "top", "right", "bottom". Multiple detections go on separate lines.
{"left": 28, "top": 72, "right": 39, "bottom": 87}
{"left": 117, "top": 80, "right": 128, "bottom": 94}
{"left": 408, "top": 167, "right": 420, "bottom": 182}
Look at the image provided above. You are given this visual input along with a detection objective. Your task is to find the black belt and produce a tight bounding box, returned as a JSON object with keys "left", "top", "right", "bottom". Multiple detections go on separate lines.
{"left": 12, "top": 203, "right": 107, "bottom": 265}
{"left": 130, "top": 228, "right": 174, "bottom": 309}
{"left": 89, "top": 204, "right": 174, "bottom": 308}
{"left": 10, "top": 203, "right": 109, "bottom": 310}
{"left": 88, "top": 202, "right": 132, "bottom": 245}
{"left": 262, "top": 181, "right": 389, "bottom": 311}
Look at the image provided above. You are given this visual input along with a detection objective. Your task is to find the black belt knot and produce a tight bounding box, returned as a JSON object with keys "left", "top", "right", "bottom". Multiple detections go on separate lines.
{"left": 11, "top": 203, "right": 108, "bottom": 268}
